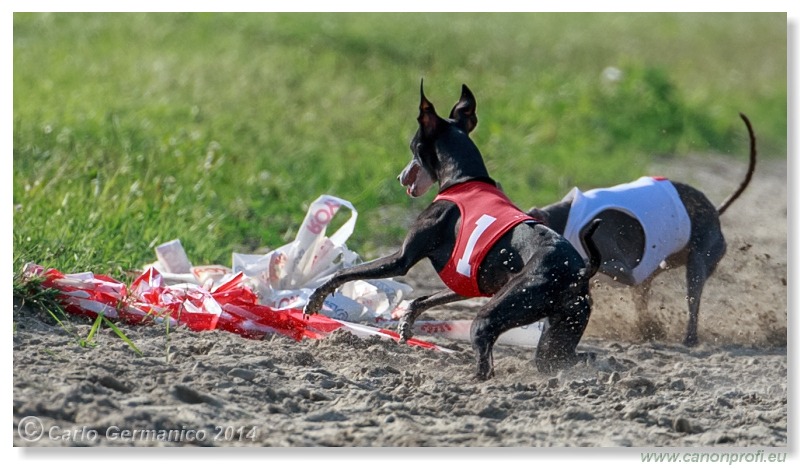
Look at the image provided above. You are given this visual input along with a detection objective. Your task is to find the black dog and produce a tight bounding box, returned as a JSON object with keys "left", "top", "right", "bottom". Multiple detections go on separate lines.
{"left": 527, "top": 114, "right": 757, "bottom": 347}
{"left": 304, "top": 83, "right": 600, "bottom": 380}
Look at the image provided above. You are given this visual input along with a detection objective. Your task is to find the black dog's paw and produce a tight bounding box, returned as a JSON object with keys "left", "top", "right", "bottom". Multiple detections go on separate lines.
{"left": 303, "top": 288, "right": 331, "bottom": 318}
{"left": 397, "top": 318, "right": 414, "bottom": 343}
{"left": 576, "top": 351, "right": 597, "bottom": 365}
{"left": 473, "top": 362, "right": 496, "bottom": 381}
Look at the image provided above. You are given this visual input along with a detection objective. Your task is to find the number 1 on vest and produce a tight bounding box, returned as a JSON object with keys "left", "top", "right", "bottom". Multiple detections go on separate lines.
{"left": 456, "top": 214, "right": 497, "bottom": 277}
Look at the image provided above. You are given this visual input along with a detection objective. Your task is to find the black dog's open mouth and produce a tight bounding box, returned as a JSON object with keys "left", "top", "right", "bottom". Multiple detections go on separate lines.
{"left": 400, "top": 163, "right": 420, "bottom": 195}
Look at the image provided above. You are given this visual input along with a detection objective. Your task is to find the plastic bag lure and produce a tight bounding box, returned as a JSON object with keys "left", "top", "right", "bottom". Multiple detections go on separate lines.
{"left": 148, "top": 195, "right": 414, "bottom": 323}
{"left": 20, "top": 193, "right": 434, "bottom": 348}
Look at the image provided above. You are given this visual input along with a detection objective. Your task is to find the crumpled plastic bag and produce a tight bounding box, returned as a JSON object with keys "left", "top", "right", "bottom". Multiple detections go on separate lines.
{"left": 146, "top": 194, "right": 413, "bottom": 323}
{"left": 232, "top": 194, "right": 405, "bottom": 322}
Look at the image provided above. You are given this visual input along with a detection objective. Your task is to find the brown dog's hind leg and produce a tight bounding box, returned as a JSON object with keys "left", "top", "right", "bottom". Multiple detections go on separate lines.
{"left": 683, "top": 236, "right": 726, "bottom": 347}
{"left": 632, "top": 276, "right": 667, "bottom": 342}
{"left": 683, "top": 260, "right": 707, "bottom": 347}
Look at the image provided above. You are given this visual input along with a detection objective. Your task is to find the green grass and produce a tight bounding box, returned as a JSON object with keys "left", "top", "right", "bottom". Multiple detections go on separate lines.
{"left": 13, "top": 12, "right": 787, "bottom": 280}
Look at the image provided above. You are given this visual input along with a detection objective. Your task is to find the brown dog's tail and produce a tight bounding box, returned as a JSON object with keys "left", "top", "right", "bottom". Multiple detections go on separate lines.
{"left": 717, "top": 113, "right": 757, "bottom": 216}
{"left": 579, "top": 218, "right": 603, "bottom": 278}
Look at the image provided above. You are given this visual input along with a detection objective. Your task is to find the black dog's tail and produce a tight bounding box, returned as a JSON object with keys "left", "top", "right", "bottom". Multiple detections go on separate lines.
{"left": 579, "top": 218, "right": 602, "bottom": 278}
{"left": 717, "top": 113, "right": 757, "bottom": 216}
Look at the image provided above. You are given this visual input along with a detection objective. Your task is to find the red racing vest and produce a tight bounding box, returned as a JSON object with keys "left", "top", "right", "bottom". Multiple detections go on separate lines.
{"left": 434, "top": 181, "right": 537, "bottom": 297}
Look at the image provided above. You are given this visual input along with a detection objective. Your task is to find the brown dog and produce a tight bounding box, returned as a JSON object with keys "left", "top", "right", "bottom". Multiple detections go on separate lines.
{"left": 527, "top": 114, "right": 756, "bottom": 346}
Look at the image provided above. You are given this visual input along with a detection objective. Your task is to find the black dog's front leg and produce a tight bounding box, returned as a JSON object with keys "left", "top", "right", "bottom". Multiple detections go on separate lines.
{"left": 303, "top": 202, "right": 450, "bottom": 318}
{"left": 304, "top": 251, "right": 415, "bottom": 317}
{"left": 398, "top": 289, "right": 466, "bottom": 342}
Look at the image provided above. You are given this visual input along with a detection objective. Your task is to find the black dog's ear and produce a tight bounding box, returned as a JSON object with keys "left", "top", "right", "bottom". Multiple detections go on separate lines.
{"left": 449, "top": 84, "right": 478, "bottom": 134}
{"left": 418, "top": 79, "right": 444, "bottom": 139}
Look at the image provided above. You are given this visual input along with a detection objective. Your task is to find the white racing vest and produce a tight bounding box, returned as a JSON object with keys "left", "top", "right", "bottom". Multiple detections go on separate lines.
{"left": 561, "top": 176, "right": 691, "bottom": 285}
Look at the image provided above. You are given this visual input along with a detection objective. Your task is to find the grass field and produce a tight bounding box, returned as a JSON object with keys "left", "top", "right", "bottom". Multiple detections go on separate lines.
{"left": 13, "top": 12, "right": 786, "bottom": 279}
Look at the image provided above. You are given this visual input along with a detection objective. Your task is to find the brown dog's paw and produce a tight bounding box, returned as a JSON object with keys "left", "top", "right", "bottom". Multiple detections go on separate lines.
{"left": 683, "top": 335, "right": 699, "bottom": 348}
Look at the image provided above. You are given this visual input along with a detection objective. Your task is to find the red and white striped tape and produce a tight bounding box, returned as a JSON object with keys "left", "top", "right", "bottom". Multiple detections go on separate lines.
{"left": 22, "top": 263, "right": 453, "bottom": 352}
